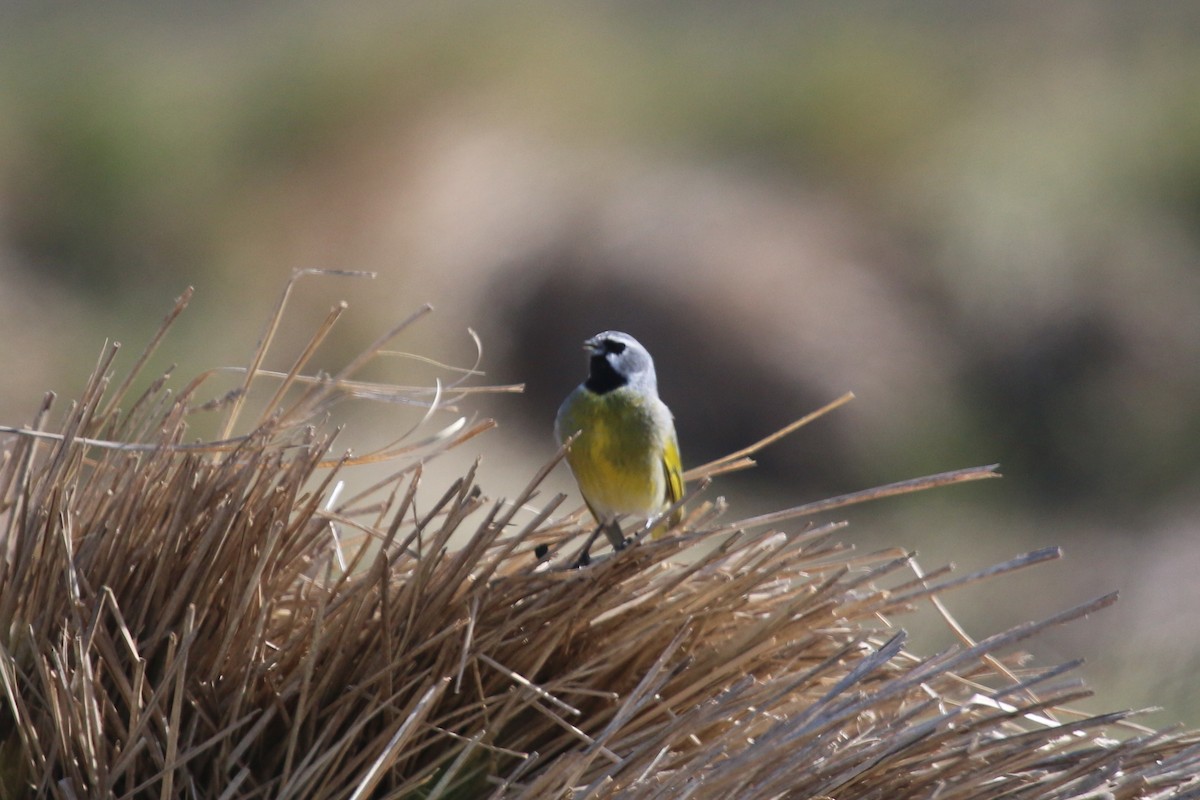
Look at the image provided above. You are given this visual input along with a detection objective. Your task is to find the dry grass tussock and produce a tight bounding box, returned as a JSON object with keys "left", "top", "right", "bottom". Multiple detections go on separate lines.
{"left": 1, "top": 275, "right": 1198, "bottom": 799}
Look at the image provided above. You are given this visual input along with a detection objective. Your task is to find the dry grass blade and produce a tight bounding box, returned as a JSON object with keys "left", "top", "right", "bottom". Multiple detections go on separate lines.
{"left": 0, "top": 285, "right": 1196, "bottom": 799}
{"left": 101, "top": 286, "right": 193, "bottom": 422}
{"left": 218, "top": 268, "right": 377, "bottom": 440}
{"left": 729, "top": 463, "right": 1002, "bottom": 532}
{"left": 683, "top": 391, "right": 856, "bottom": 482}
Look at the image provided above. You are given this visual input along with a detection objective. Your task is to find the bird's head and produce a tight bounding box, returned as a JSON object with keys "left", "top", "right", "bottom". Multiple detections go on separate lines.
{"left": 583, "top": 331, "right": 658, "bottom": 395}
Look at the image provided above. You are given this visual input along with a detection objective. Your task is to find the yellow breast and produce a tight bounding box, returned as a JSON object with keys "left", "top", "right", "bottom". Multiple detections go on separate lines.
{"left": 556, "top": 386, "right": 669, "bottom": 520}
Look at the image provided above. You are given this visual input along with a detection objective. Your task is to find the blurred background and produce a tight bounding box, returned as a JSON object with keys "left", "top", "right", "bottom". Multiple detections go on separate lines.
{"left": 2, "top": 1, "right": 1199, "bottom": 724}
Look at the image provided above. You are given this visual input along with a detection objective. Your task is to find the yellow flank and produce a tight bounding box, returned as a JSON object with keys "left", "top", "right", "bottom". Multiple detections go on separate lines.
{"left": 557, "top": 386, "right": 682, "bottom": 535}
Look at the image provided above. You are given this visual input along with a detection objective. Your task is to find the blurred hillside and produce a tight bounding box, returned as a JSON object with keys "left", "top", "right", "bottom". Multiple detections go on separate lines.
{"left": 2, "top": 2, "right": 1200, "bottom": 723}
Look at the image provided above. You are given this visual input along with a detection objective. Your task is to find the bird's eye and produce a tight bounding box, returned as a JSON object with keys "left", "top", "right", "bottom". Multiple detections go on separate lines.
{"left": 606, "top": 340, "right": 626, "bottom": 355}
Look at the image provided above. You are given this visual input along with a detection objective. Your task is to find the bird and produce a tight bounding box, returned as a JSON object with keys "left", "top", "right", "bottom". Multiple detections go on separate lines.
{"left": 554, "top": 331, "right": 684, "bottom": 565}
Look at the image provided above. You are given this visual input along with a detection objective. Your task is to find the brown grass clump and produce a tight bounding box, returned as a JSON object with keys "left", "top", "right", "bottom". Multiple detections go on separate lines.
{"left": 1, "top": 276, "right": 1198, "bottom": 799}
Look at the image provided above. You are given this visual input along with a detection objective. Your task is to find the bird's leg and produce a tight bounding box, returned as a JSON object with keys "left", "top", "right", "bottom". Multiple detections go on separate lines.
{"left": 601, "top": 520, "right": 628, "bottom": 551}
{"left": 571, "top": 520, "right": 628, "bottom": 568}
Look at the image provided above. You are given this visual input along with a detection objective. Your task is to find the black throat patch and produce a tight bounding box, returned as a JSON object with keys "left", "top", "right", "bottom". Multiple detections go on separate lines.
{"left": 585, "top": 355, "right": 627, "bottom": 394}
